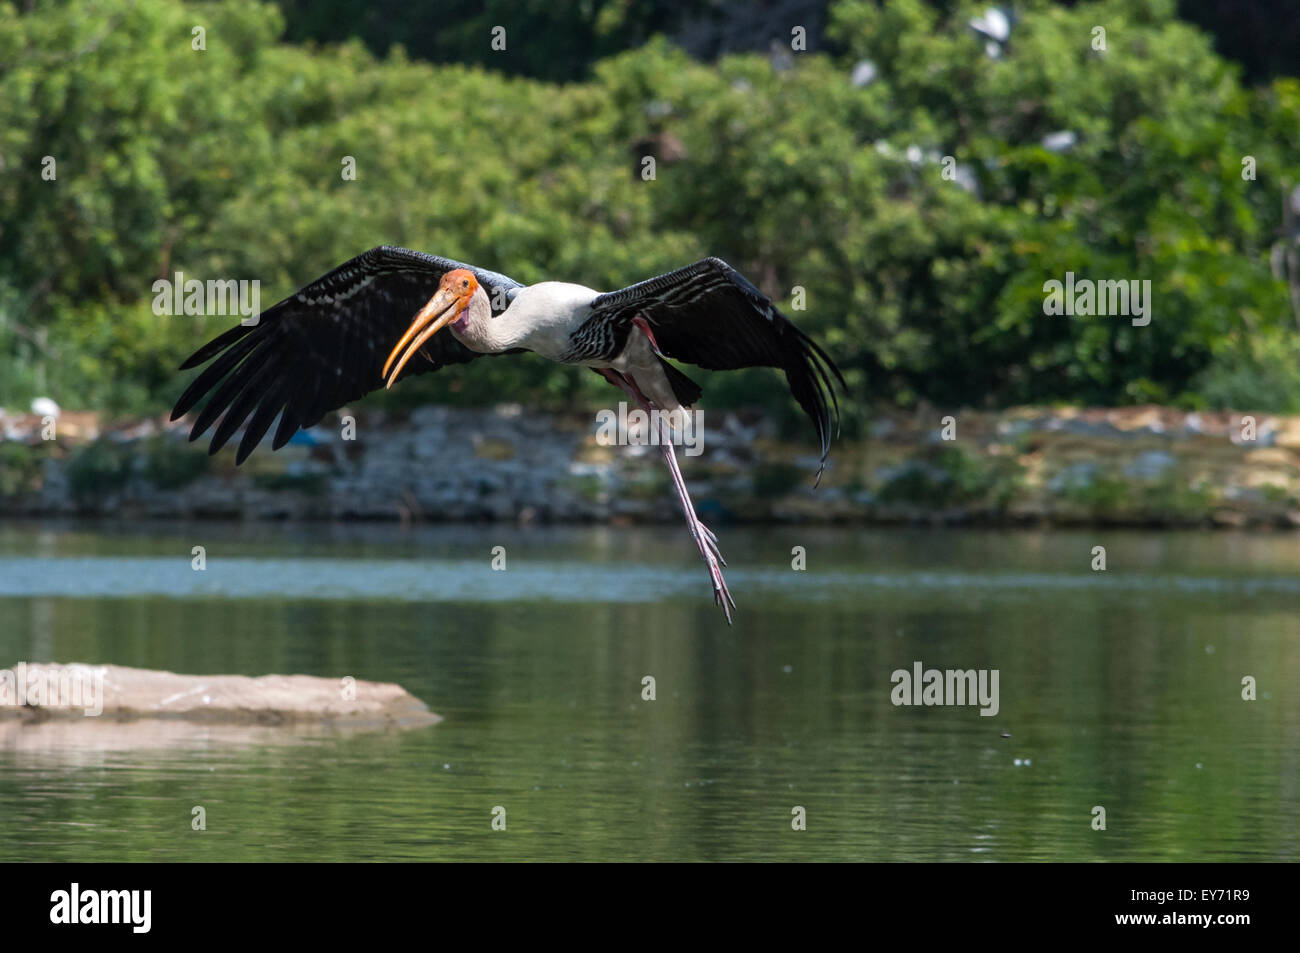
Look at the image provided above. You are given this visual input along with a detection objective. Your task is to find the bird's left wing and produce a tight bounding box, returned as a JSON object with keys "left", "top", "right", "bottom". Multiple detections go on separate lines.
{"left": 170, "top": 245, "right": 522, "bottom": 464}
{"left": 585, "top": 257, "right": 846, "bottom": 464}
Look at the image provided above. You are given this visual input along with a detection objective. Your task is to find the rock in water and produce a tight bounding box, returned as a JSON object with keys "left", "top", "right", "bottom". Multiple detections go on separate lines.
{"left": 0, "top": 662, "right": 439, "bottom": 753}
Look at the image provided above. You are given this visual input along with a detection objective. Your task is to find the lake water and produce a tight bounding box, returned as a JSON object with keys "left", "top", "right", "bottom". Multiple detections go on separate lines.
{"left": 0, "top": 520, "right": 1295, "bottom": 861}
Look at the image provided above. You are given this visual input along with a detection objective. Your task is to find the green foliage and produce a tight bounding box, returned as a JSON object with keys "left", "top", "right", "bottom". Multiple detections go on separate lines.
{"left": 64, "top": 437, "right": 134, "bottom": 502}
{"left": 1138, "top": 477, "right": 1215, "bottom": 519}
{"left": 827, "top": 0, "right": 1297, "bottom": 408}
{"left": 561, "top": 474, "right": 605, "bottom": 503}
{"left": 1, "top": 0, "right": 1297, "bottom": 430}
{"left": 619, "top": 466, "right": 672, "bottom": 501}
{"left": 0, "top": 440, "right": 47, "bottom": 496}
{"left": 1190, "top": 327, "right": 1300, "bottom": 413}
{"left": 141, "top": 435, "right": 209, "bottom": 488}
{"left": 1059, "top": 469, "right": 1216, "bottom": 521}
{"left": 751, "top": 461, "right": 807, "bottom": 499}
{"left": 1059, "top": 473, "right": 1131, "bottom": 516}
{"left": 876, "top": 445, "right": 1021, "bottom": 508}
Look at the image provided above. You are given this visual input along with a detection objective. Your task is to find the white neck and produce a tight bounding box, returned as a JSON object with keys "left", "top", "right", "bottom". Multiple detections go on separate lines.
{"left": 447, "top": 289, "right": 503, "bottom": 353}
{"left": 453, "top": 282, "right": 599, "bottom": 359}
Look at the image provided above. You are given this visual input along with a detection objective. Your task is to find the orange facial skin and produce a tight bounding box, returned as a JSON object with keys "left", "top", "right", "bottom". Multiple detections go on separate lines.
{"left": 382, "top": 270, "right": 479, "bottom": 386}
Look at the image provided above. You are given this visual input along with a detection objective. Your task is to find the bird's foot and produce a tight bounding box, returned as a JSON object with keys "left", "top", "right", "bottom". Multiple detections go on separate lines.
{"left": 689, "top": 517, "right": 735, "bottom": 623}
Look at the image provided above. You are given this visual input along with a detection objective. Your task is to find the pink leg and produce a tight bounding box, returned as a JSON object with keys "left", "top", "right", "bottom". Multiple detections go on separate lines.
{"left": 600, "top": 369, "right": 736, "bottom": 622}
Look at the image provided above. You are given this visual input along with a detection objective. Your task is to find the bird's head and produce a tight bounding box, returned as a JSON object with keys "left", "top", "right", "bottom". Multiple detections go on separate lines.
{"left": 383, "top": 269, "right": 480, "bottom": 387}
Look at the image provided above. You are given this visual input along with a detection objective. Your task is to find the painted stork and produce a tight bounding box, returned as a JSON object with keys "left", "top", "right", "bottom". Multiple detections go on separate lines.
{"left": 171, "top": 246, "right": 844, "bottom": 622}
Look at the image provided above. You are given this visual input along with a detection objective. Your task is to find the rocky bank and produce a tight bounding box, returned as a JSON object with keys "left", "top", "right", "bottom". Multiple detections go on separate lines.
{"left": 2, "top": 403, "right": 1299, "bottom": 528}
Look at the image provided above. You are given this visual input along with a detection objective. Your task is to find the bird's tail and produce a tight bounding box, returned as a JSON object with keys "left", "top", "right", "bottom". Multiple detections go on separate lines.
{"left": 657, "top": 357, "right": 703, "bottom": 407}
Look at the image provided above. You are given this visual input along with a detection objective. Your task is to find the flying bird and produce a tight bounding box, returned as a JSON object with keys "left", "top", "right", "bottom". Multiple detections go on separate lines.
{"left": 171, "top": 246, "right": 844, "bottom": 622}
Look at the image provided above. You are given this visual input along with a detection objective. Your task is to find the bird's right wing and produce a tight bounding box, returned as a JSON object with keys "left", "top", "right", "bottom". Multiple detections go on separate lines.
{"left": 170, "top": 246, "right": 522, "bottom": 464}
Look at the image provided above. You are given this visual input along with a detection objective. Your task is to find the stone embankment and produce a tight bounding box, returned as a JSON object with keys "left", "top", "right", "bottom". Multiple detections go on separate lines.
{"left": 2, "top": 403, "right": 1298, "bottom": 527}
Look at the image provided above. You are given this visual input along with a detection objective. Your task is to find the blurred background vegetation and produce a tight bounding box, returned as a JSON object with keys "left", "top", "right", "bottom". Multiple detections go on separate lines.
{"left": 1, "top": 0, "right": 1298, "bottom": 438}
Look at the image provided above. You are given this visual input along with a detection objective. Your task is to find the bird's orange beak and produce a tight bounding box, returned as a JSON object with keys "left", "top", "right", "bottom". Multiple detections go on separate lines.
{"left": 382, "top": 287, "right": 466, "bottom": 388}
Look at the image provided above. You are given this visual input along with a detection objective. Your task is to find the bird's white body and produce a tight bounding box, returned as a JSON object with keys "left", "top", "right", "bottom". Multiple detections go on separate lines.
{"left": 495, "top": 282, "right": 598, "bottom": 360}
{"left": 452, "top": 281, "right": 682, "bottom": 412}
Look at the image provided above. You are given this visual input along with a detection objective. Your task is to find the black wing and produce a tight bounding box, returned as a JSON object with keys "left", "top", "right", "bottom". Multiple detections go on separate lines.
{"left": 586, "top": 257, "right": 845, "bottom": 466}
{"left": 170, "top": 246, "right": 522, "bottom": 464}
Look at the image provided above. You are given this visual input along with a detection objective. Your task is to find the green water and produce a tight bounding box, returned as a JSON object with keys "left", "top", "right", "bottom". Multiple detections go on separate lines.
{"left": 0, "top": 521, "right": 1295, "bottom": 861}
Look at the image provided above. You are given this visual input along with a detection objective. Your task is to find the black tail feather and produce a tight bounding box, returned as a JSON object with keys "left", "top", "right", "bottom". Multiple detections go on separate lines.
{"left": 658, "top": 357, "right": 703, "bottom": 407}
